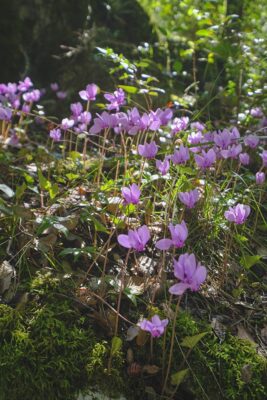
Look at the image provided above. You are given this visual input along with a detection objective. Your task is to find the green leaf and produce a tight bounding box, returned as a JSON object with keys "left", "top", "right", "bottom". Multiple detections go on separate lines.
{"left": 0, "top": 184, "right": 15, "bottom": 198}
{"left": 16, "top": 183, "right": 27, "bottom": 200}
{"left": 196, "top": 29, "right": 215, "bottom": 38}
{"left": 38, "top": 169, "right": 51, "bottom": 190}
{"left": 118, "top": 85, "right": 138, "bottom": 94}
{"left": 49, "top": 183, "right": 59, "bottom": 199}
{"left": 171, "top": 368, "right": 189, "bottom": 386}
{"left": 240, "top": 255, "right": 261, "bottom": 270}
{"left": 173, "top": 60, "right": 182, "bottom": 73}
{"left": 90, "top": 216, "right": 108, "bottom": 233}
{"left": 181, "top": 332, "right": 208, "bottom": 349}
{"left": 66, "top": 173, "right": 79, "bottom": 181}
{"left": 111, "top": 336, "right": 122, "bottom": 356}
{"left": 124, "top": 287, "right": 137, "bottom": 306}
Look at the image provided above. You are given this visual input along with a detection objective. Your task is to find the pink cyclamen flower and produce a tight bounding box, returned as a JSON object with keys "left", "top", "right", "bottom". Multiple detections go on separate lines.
{"left": 224, "top": 203, "right": 251, "bottom": 225}
{"left": 118, "top": 225, "right": 150, "bottom": 252}
{"left": 50, "top": 83, "right": 59, "bottom": 92}
{"left": 18, "top": 77, "right": 33, "bottom": 92}
{"left": 239, "top": 153, "right": 250, "bottom": 166}
{"left": 156, "top": 221, "right": 188, "bottom": 250}
{"left": 104, "top": 88, "right": 125, "bottom": 111}
{"left": 138, "top": 141, "right": 158, "bottom": 159}
{"left": 171, "top": 117, "right": 189, "bottom": 135}
{"left": 221, "top": 144, "right": 242, "bottom": 159}
{"left": 250, "top": 107, "right": 263, "bottom": 118}
{"left": 61, "top": 118, "right": 75, "bottom": 130}
{"left": 260, "top": 150, "right": 267, "bottom": 167}
{"left": 179, "top": 189, "right": 199, "bottom": 209}
{"left": 121, "top": 184, "right": 141, "bottom": 205}
{"left": 171, "top": 144, "right": 190, "bottom": 165}
{"left": 56, "top": 91, "right": 67, "bottom": 99}
{"left": 70, "top": 102, "right": 83, "bottom": 119}
{"left": 0, "top": 106, "right": 12, "bottom": 121}
{"left": 139, "top": 315, "right": 169, "bottom": 338}
{"left": 244, "top": 134, "right": 259, "bottom": 149}
{"left": 79, "top": 83, "right": 98, "bottom": 101}
{"left": 256, "top": 172, "right": 265, "bottom": 185}
{"left": 49, "top": 128, "right": 61, "bottom": 142}
{"left": 23, "top": 89, "right": 41, "bottom": 103}
{"left": 194, "top": 149, "right": 216, "bottom": 169}
{"left": 156, "top": 158, "right": 170, "bottom": 175}
{"left": 169, "top": 253, "right": 207, "bottom": 295}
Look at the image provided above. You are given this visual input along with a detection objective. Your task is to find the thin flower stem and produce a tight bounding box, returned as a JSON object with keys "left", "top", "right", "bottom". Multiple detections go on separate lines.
{"left": 162, "top": 295, "right": 182, "bottom": 395}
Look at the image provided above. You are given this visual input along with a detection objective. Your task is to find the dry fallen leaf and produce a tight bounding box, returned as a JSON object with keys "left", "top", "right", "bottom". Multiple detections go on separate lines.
{"left": 142, "top": 365, "right": 160, "bottom": 375}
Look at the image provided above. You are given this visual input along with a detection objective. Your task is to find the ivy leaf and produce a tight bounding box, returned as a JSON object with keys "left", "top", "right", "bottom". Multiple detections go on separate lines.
{"left": 181, "top": 332, "right": 208, "bottom": 349}
{"left": 240, "top": 255, "right": 261, "bottom": 269}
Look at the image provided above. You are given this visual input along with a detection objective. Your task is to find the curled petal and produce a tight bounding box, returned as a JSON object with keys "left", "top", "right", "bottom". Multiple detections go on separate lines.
{"left": 169, "top": 282, "right": 190, "bottom": 295}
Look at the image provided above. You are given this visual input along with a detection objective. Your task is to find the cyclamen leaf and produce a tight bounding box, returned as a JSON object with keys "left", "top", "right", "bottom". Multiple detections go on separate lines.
{"left": 171, "top": 368, "right": 189, "bottom": 386}
{"left": 181, "top": 332, "right": 208, "bottom": 349}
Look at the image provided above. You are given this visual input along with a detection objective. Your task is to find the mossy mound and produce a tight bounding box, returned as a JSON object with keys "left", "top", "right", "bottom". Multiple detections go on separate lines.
{"left": 0, "top": 273, "right": 126, "bottom": 400}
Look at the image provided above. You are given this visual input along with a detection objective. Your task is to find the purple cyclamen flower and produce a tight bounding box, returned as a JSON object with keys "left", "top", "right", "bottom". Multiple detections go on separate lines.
{"left": 256, "top": 171, "right": 265, "bottom": 185}
{"left": 179, "top": 189, "right": 199, "bottom": 209}
{"left": 260, "top": 150, "right": 267, "bottom": 167}
{"left": 250, "top": 107, "right": 263, "bottom": 118}
{"left": 194, "top": 149, "right": 216, "bottom": 169}
{"left": 139, "top": 315, "right": 168, "bottom": 338}
{"left": 214, "top": 129, "right": 231, "bottom": 149}
{"left": 221, "top": 144, "right": 242, "bottom": 159}
{"left": 224, "top": 203, "right": 251, "bottom": 225}
{"left": 79, "top": 111, "right": 92, "bottom": 125}
{"left": 61, "top": 118, "right": 75, "bottom": 130}
{"left": 239, "top": 153, "right": 250, "bottom": 165}
{"left": 138, "top": 141, "right": 158, "bottom": 159}
{"left": 244, "top": 134, "right": 259, "bottom": 149}
{"left": 89, "top": 111, "right": 118, "bottom": 134}
{"left": 0, "top": 106, "right": 12, "bottom": 121}
{"left": 171, "top": 144, "right": 190, "bottom": 165}
{"left": 23, "top": 89, "right": 41, "bottom": 103}
{"left": 188, "top": 130, "right": 203, "bottom": 145}
{"left": 155, "top": 108, "right": 173, "bottom": 126}
{"left": 191, "top": 121, "right": 205, "bottom": 131}
{"left": 18, "top": 77, "right": 33, "bottom": 92}
{"left": 156, "top": 221, "right": 188, "bottom": 250}
{"left": 5, "top": 133, "right": 20, "bottom": 147}
{"left": 70, "top": 102, "right": 83, "bottom": 119}
{"left": 169, "top": 253, "right": 207, "bottom": 295}
{"left": 50, "top": 83, "right": 59, "bottom": 92}
{"left": 79, "top": 83, "right": 98, "bottom": 101}
{"left": 121, "top": 184, "right": 141, "bottom": 205}
{"left": 171, "top": 117, "right": 189, "bottom": 135}
{"left": 49, "top": 128, "right": 61, "bottom": 142}
{"left": 156, "top": 158, "right": 170, "bottom": 175}
{"left": 104, "top": 88, "right": 125, "bottom": 111}
{"left": 118, "top": 225, "right": 150, "bottom": 252}
{"left": 56, "top": 91, "right": 67, "bottom": 100}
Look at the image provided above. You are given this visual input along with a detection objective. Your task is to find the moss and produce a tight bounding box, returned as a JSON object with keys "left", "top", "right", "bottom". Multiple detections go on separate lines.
{"left": 169, "top": 311, "right": 267, "bottom": 400}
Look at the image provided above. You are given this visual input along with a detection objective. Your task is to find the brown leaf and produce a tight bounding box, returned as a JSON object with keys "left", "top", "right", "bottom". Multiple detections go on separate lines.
{"left": 142, "top": 365, "right": 160, "bottom": 375}
{"left": 136, "top": 329, "right": 149, "bottom": 346}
